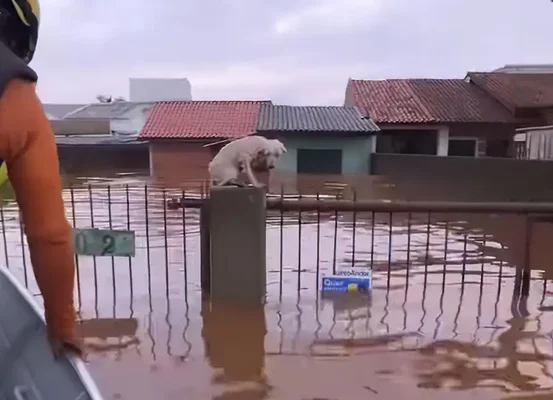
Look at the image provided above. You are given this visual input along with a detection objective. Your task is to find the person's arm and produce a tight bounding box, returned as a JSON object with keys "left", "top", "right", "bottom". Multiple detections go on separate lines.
{"left": 0, "top": 79, "right": 78, "bottom": 349}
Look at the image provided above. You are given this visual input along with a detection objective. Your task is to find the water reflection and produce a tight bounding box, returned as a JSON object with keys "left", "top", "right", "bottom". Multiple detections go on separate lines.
{"left": 74, "top": 275, "right": 553, "bottom": 399}
{"left": 201, "top": 301, "right": 270, "bottom": 400}
{"left": 414, "top": 296, "right": 553, "bottom": 393}
{"left": 78, "top": 318, "right": 140, "bottom": 354}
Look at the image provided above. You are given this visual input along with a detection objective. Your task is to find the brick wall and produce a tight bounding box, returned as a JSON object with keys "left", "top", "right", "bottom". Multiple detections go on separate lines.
{"left": 150, "top": 140, "right": 271, "bottom": 189}
{"left": 150, "top": 141, "right": 213, "bottom": 188}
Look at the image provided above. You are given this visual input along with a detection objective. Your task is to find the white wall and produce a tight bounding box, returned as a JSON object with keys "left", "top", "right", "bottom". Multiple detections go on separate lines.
{"left": 437, "top": 126, "right": 450, "bottom": 156}
{"left": 129, "top": 78, "right": 192, "bottom": 102}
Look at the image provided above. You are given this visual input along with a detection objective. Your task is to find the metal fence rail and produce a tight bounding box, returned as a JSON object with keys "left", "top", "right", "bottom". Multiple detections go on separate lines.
{"left": 0, "top": 184, "right": 550, "bottom": 311}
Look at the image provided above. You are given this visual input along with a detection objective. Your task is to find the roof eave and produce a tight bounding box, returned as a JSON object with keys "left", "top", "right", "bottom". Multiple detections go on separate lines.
{"left": 257, "top": 129, "right": 378, "bottom": 134}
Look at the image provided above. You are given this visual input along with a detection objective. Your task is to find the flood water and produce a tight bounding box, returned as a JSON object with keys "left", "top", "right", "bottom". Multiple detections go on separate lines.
{"left": 2, "top": 171, "right": 553, "bottom": 399}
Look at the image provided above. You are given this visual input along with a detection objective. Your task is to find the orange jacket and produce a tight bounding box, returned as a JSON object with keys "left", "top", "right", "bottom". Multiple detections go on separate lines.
{"left": 0, "top": 78, "right": 77, "bottom": 344}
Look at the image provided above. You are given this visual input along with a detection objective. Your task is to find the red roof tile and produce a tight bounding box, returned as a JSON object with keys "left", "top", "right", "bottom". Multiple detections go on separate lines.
{"left": 467, "top": 72, "right": 553, "bottom": 110}
{"left": 139, "top": 100, "right": 270, "bottom": 139}
{"left": 347, "top": 79, "right": 515, "bottom": 124}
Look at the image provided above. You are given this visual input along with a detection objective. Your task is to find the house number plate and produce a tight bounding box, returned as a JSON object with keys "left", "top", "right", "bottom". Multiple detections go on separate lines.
{"left": 73, "top": 228, "right": 136, "bottom": 257}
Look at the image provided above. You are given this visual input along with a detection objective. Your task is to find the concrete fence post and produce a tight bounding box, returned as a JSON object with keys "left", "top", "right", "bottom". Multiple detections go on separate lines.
{"left": 206, "top": 186, "right": 266, "bottom": 304}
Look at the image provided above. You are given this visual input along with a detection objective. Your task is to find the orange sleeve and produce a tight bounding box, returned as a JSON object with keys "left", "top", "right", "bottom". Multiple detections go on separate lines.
{"left": 0, "top": 79, "right": 76, "bottom": 341}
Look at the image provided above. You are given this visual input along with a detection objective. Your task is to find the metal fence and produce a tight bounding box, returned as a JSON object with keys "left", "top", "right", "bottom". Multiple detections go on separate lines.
{"left": 4, "top": 184, "right": 553, "bottom": 396}
{"left": 0, "top": 184, "right": 551, "bottom": 311}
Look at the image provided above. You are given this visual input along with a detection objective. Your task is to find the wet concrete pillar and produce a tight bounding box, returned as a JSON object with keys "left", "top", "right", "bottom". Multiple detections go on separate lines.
{"left": 208, "top": 186, "right": 266, "bottom": 304}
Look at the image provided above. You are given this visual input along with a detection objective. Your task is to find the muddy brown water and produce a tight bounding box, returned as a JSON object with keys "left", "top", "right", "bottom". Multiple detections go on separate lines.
{"left": 1, "top": 171, "right": 553, "bottom": 399}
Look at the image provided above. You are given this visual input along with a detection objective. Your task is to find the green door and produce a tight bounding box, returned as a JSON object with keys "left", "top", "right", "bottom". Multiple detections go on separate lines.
{"left": 297, "top": 149, "right": 342, "bottom": 174}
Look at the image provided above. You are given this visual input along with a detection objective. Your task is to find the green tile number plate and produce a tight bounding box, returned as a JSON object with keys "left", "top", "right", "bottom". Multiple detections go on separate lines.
{"left": 73, "top": 228, "right": 135, "bottom": 257}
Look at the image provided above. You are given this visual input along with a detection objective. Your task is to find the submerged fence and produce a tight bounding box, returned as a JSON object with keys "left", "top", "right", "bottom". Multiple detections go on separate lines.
{"left": 0, "top": 184, "right": 551, "bottom": 310}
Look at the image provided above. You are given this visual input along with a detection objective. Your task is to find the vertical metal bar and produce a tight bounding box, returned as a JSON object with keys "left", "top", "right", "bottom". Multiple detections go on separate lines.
{"left": 406, "top": 212, "right": 412, "bottom": 286}
{"left": 107, "top": 185, "right": 116, "bottom": 303}
{"left": 18, "top": 213, "right": 28, "bottom": 287}
{"left": 498, "top": 244, "right": 504, "bottom": 294}
{"left": 181, "top": 190, "right": 188, "bottom": 301}
{"left": 70, "top": 186, "right": 82, "bottom": 308}
{"left": 332, "top": 195, "right": 338, "bottom": 275}
{"left": 387, "top": 212, "right": 392, "bottom": 290}
{"left": 0, "top": 201, "right": 9, "bottom": 269}
{"left": 442, "top": 220, "right": 449, "bottom": 287}
{"left": 315, "top": 192, "right": 321, "bottom": 293}
{"left": 144, "top": 185, "right": 152, "bottom": 304}
{"left": 370, "top": 211, "right": 375, "bottom": 271}
{"left": 88, "top": 184, "right": 98, "bottom": 310}
{"left": 424, "top": 212, "right": 431, "bottom": 286}
{"left": 462, "top": 232, "right": 468, "bottom": 290}
{"left": 351, "top": 190, "right": 357, "bottom": 268}
{"left": 163, "top": 189, "right": 169, "bottom": 298}
{"left": 297, "top": 194, "right": 302, "bottom": 293}
{"left": 279, "top": 185, "right": 284, "bottom": 299}
{"left": 542, "top": 273, "right": 547, "bottom": 299}
{"left": 521, "top": 216, "right": 532, "bottom": 297}
{"left": 480, "top": 232, "right": 486, "bottom": 289}
{"left": 125, "top": 185, "right": 133, "bottom": 302}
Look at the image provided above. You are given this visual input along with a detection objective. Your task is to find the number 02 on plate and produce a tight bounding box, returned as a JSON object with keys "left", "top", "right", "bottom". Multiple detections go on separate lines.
{"left": 73, "top": 228, "right": 136, "bottom": 257}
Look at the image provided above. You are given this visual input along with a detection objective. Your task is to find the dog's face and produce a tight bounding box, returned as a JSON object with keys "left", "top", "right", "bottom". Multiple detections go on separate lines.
{"left": 254, "top": 140, "right": 286, "bottom": 170}
{"left": 252, "top": 149, "right": 273, "bottom": 170}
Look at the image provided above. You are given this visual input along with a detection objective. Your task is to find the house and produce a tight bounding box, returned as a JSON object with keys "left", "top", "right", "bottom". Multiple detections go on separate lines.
{"left": 256, "top": 104, "right": 379, "bottom": 175}
{"left": 344, "top": 78, "right": 517, "bottom": 158}
{"left": 467, "top": 72, "right": 553, "bottom": 160}
{"left": 42, "top": 103, "right": 86, "bottom": 120}
{"left": 51, "top": 119, "right": 149, "bottom": 175}
{"left": 139, "top": 100, "right": 269, "bottom": 185}
{"left": 139, "top": 101, "right": 379, "bottom": 188}
{"left": 466, "top": 72, "right": 553, "bottom": 126}
{"left": 63, "top": 101, "right": 155, "bottom": 136}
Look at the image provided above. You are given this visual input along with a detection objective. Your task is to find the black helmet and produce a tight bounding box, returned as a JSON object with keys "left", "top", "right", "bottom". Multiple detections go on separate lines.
{"left": 0, "top": 0, "right": 39, "bottom": 64}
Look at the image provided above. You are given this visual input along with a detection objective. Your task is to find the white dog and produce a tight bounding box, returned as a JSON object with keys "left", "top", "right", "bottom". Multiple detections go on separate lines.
{"left": 208, "top": 136, "right": 287, "bottom": 188}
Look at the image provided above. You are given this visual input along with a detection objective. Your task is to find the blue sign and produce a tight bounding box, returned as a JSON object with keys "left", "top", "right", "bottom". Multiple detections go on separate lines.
{"left": 322, "top": 274, "right": 371, "bottom": 293}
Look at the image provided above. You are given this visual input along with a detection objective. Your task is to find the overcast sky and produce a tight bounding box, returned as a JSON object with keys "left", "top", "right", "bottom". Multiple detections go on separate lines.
{"left": 33, "top": 0, "right": 553, "bottom": 105}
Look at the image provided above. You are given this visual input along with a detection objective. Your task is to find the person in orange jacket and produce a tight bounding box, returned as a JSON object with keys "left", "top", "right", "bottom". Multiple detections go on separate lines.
{"left": 0, "top": 0, "right": 81, "bottom": 356}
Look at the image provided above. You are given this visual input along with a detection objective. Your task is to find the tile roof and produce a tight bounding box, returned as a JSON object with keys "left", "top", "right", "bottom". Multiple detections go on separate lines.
{"left": 256, "top": 104, "right": 379, "bottom": 133}
{"left": 467, "top": 72, "right": 553, "bottom": 110}
{"left": 347, "top": 78, "right": 515, "bottom": 124}
{"left": 42, "top": 104, "right": 86, "bottom": 119}
{"left": 64, "top": 102, "right": 154, "bottom": 119}
{"left": 139, "top": 100, "right": 270, "bottom": 139}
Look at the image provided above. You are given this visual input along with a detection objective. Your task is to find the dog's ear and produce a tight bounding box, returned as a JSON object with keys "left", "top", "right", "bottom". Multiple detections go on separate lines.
{"left": 275, "top": 140, "right": 287, "bottom": 154}
{"left": 259, "top": 148, "right": 270, "bottom": 157}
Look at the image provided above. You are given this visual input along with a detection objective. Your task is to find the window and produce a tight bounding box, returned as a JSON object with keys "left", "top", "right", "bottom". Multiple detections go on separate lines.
{"left": 297, "top": 149, "right": 342, "bottom": 174}
{"left": 376, "top": 130, "right": 437, "bottom": 155}
{"left": 448, "top": 138, "right": 477, "bottom": 157}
